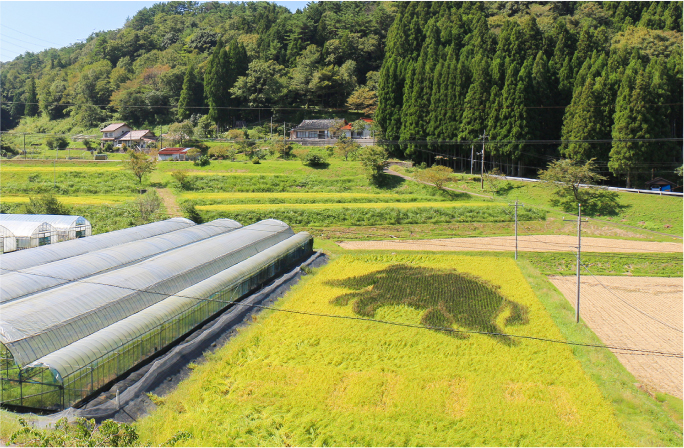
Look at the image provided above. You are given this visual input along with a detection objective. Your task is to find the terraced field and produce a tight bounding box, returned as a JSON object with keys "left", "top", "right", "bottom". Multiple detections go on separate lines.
{"left": 135, "top": 254, "right": 636, "bottom": 446}
{"left": 0, "top": 195, "right": 134, "bottom": 205}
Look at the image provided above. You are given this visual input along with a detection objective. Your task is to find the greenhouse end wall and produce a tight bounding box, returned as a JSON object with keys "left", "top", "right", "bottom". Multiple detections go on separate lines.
{"left": 0, "top": 233, "right": 313, "bottom": 411}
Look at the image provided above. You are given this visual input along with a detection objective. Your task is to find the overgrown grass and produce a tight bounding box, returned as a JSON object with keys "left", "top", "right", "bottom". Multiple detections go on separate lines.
{"left": 180, "top": 192, "right": 455, "bottom": 205}
{"left": 516, "top": 259, "right": 683, "bottom": 446}
{"left": 135, "top": 254, "right": 634, "bottom": 446}
{"left": 197, "top": 204, "right": 546, "bottom": 227}
{"left": 429, "top": 171, "right": 684, "bottom": 237}
{"left": 521, "top": 252, "right": 684, "bottom": 277}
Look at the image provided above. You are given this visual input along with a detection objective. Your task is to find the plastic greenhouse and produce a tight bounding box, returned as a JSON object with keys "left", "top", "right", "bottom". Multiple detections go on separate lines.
{"left": 0, "top": 221, "right": 57, "bottom": 250}
{"left": 0, "top": 219, "right": 242, "bottom": 304}
{"left": 0, "top": 225, "right": 17, "bottom": 254}
{"left": 0, "top": 218, "right": 194, "bottom": 274}
{"left": 0, "top": 219, "right": 313, "bottom": 411}
{"left": 0, "top": 214, "right": 92, "bottom": 242}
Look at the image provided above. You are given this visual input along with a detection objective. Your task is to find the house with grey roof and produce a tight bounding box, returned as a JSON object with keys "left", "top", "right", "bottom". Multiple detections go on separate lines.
{"left": 289, "top": 118, "right": 376, "bottom": 146}
{"left": 100, "top": 123, "right": 157, "bottom": 150}
{"left": 289, "top": 119, "right": 346, "bottom": 141}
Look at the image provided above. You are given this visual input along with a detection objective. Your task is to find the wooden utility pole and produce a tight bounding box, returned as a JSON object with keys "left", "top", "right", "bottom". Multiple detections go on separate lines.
{"left": 564, "top": 204, "right": 589, "bottom": 323}
{"left": 470, "top": 145, "right": 474, "bottom": 174}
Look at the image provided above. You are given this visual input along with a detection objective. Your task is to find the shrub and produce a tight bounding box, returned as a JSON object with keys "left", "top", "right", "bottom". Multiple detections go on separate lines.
{"left": 194, "top": 155, "right": 211, "bottom": 167}
{"left": 136, "top": 190, "right": 163, "bottom": 223}
{"left": 25, "top": 193, "right": 71, "bottom": 215}
{"left": 302, "top": 152, "right": 328, "bottom": 167}
{"left": 10, "top": 417, "right": 139, "bottom": 447}
{"left": 252, "top": 157, "right": 261, "bottom": 164}
{"left": 170, "top": 170, "right": 191, "bottom": 189}
{"left": 418, "top": 165, "right": 453, "bottom": 190}
{"left": 358, "top": 145, "right": 388, "bottom": 182}
{"left": 208, "top": 146, "right": 228, "bottom": 160}
{"left": 181, "top": 202, "right": 203, "bottom": 224}
{"left": 274, "top": 139, "right": 292, "bottom": 158}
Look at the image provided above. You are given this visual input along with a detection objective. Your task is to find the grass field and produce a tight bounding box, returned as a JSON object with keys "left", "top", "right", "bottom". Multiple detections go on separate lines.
{"left": 197, "top": 201, "right": 495, "bottom": 211}
{"left": 392, "top": 168, "right": 684, "bottom": 237}
{"left": 135, "top": 254, "right": 638, "bottom": 446}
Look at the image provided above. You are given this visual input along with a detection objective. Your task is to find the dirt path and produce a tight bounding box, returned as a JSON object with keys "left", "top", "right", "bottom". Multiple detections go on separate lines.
{"left": 385, "top": 168, "right": 494, "bottom": 199}
{"left": 338, "top": 235, "right": 683, "bottom": 253}
{"left": 549, "top": 276, "right": 683, "bottom": 398}
{"left": 155, "top": 187, "right": 182, "bottom": 218}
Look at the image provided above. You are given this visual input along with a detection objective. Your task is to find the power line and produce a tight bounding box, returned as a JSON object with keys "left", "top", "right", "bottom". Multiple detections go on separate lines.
{"left": 1, "top": 25, "right": 61, "bottom": 46}
{"left": 1, "top": 262, "right": 680, "bottom": 358}
{"left": 0, "top": 33, "right": 50, "bottom": 49}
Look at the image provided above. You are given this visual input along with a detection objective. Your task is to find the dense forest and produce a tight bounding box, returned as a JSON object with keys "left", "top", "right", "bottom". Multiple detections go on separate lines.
{"left": 1, "top": 1, "right": 682, "bottom": 185}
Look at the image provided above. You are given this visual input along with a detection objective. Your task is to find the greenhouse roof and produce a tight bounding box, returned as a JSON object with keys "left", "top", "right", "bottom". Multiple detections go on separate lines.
{"left": 0, "top": 225, "right": 16, "bottom": 237}
{"left": 0, "top": 221, "right": 54, "bottom": 236}
{"left": 0, "top": 214, "right": 89, "bottom": 228}
{"left": 29, "top": 232, "right": 312, "bottom": 380}
{"left": 0, "top": 219, "right": 294, "bottom": 367}
{"left": 0, "top": 219, "right": 242, "bottom": 304}
{"left": 0, "top": 218, "right": 194, "bottom": 274}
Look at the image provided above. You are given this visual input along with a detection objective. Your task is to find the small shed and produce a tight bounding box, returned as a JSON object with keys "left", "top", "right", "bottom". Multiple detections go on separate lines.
{"left": 644, "top": 177, "right": 676, "bottom": 192}
{"left": 0, "top": 225, "right": 17, "bottom": 254}
{"left": 158, "top": 147, "right": 192, "bottom": 161}
{"left": 0, "top": 221, "right": 57, "bottom": 250}
{"left": 0, "top": 214, "right": 91, "bottom": 242}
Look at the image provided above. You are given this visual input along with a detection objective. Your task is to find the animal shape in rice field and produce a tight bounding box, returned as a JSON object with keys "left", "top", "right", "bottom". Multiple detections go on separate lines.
{"left": 328, "top": 264, "right": 528, "bottom": 345}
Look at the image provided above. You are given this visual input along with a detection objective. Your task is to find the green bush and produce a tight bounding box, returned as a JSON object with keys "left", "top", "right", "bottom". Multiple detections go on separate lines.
{"left": 194, "top": 155, "right": 211, "bottom": 167}
{"left": 302, "top": 152, "right": 328, "bottom": 167}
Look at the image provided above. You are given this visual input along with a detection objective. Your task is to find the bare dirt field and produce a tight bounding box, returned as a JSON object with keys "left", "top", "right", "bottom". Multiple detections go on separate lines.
{"left": 549, "top": 276, "right": 683, "bottom": 399}
{"left": 337, "top": 235, "right": 683, "bottom": 253}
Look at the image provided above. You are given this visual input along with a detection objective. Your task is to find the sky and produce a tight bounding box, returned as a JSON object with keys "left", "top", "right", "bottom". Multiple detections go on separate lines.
{"left": 0, "top": 0, "right": 310, "bottom": 63}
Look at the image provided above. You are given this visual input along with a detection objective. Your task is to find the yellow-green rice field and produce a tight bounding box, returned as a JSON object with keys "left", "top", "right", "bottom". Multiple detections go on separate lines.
{"left": 196, "top": 201, "right": 495, "bottom": 211}
{"left": 135, "top": 254, "right": 631, "bottom": 446}
{"left": 0, "top": 195, "right": 134, "bottom": 205}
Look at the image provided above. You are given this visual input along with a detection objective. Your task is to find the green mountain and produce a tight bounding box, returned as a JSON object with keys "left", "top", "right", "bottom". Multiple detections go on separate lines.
{"left": 1, "top": 1, "right": 682, "bottom": 186}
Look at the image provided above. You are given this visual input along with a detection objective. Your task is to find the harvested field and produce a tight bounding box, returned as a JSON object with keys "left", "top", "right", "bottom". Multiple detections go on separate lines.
{"left": 548, "top": 276, "right": 683, "bottom": 399}
{"left": 338, "top": 235, "right": 684, "bottom": 253}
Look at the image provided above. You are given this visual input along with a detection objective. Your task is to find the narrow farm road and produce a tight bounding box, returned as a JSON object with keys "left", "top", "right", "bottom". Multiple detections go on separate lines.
{"left": 385, "top": 167, "right": 494, "bottom": 199}
{"left": 155, "top": 187, "right": 182, "bottom": 218}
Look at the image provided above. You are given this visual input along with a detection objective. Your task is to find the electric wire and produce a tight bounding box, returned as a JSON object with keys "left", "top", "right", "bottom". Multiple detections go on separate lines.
{"left": 0, "top": 262, "right": 680, "bottom": 358}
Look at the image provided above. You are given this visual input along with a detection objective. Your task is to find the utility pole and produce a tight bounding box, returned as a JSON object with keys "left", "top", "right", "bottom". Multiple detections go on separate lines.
{"left": 270, "top": 116, "right": 273, "bottom": 140}
{"left": 479, "top": 131, "right": 488, "bottom": 189}
{"left": 23, "top": 133, "right": 26, "bottom": 159}
{"left": 509, "top": 199, "right": 523, "bottom": 260}
{"left": 283, "top": 122, "right": 285, "bottom": 139}
{"left": 470, "top": 144, "right": 474, "bottom": 174}
{"left": 563, "top": 204, "right": 589, "bottom": 323}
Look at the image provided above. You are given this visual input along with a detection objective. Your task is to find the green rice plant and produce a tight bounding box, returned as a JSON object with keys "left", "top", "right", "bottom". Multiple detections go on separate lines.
{"left": 196, "top": 205, "right": 545, "bottom": 227}
{"left": 328, "top": 264, "right": 528, "bottom": 344}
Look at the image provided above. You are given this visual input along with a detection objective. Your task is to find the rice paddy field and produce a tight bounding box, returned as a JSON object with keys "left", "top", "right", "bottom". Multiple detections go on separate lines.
{"left": 135, "top": 253, "right": 664, "bottom": 446}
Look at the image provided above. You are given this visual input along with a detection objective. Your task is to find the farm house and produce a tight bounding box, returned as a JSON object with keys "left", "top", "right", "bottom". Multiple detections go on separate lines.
{"left": 0, "top": 217, "right": 194, "bottom": 273}
{"left": 0, "top": 219, "right": 313, "bottom": 411}
{"left": 0, "top": 221, "right": 57, "bottom": 250}
{"left": 0, "top": 219, "right": 243, "bottom": 304}
{"left": 0, "top": 225, "right": 17, "bottom": 254}
{"left": 0, "top": 214, "right": 92, "bottom": 242}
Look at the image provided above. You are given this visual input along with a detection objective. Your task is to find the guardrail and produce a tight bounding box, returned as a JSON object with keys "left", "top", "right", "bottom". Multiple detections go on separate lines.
{"left": 495, "top": 175, "right": 683, "bottom": 197}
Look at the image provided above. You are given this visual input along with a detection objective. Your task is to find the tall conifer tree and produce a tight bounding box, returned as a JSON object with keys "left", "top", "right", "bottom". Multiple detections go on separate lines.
{"left": 24, "top": 77, "right": 38, "bottom": 117}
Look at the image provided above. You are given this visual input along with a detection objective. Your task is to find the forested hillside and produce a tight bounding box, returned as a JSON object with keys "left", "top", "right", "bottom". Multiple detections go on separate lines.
{"left": 1, "top": 1, "right": 682, "bottom": 186}
{"left": 376, "top": 1, "right": 683, "bottom": 185}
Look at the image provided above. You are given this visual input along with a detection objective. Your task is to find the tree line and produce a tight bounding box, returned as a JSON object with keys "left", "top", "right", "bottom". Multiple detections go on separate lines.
{"left": 374, "top": 1, "right": 682, "bottom": 186}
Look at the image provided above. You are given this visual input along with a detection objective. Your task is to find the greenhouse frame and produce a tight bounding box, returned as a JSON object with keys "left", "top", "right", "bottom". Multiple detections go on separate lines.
{"left": 0, "top": 214, "right": 92, "bottom": 242}
{"left": 0, "top": 219, "right": 242, "bottom": 304}
{"left": 0, "top": 221, "right": 57, "bottom": 250}
{"left": 0, "top": 219, "right": 313, "bottom": 411}
{"left": 0, "top": 225, "right": 17, "bottom": 254}
{"left": 0, "top": 218, "right": 194, "bottom": 273}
